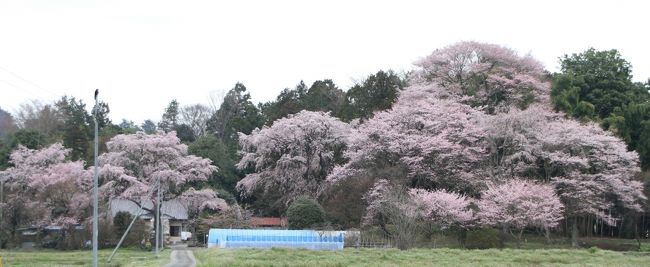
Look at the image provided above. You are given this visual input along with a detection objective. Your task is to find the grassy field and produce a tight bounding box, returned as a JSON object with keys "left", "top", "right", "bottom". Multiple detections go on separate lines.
{"left": 2, "top": 240, "right": 649, "bottom": 267}
{"left": 193, "top": 247, "right": 650, "bottom": 267}
{"left": 0, "top": 248, "right": 170, "bottom": 267}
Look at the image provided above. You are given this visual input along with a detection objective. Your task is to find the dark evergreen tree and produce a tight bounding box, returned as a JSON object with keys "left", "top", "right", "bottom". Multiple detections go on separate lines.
{"left": 158, "top": 99, "right": 180, "bottom": 132}
{"left": 206, "top": 83, "right": 264, "bottom": 144}
{"left": 605, "top": 102, "right": 650, "bottom": 169}
{"left": 174, "top": 123, "right": 196, "bottom": 143}
{"left": 259, "top": 81, "right": 307, "bottom": 124}
{"left": 141, "top": 119, "right": 157, "bottom": 134}
{"left": 0, "top": 129, "right": 47, "bottom": 169}
{"left": 0, "top": 107, "right": 17, "bottom": 139}
{"left": 55, "top": 96, "right": 91, "bottom": 161}
{"left": 340, "top": 70, "right": 407, "bottom": 121}
{"left": 92, "top": 102, "right": 111, "bottom": 129}
{"left": 188, "top": 135, "right": 239, "bottom": 193}
{"left": 118, "top": 119, "right": 140, "bottom": 134}
{"left": 552, "top": 48, "right": 650, "bottom": 170}
{"left": 552, "top": 48, "right": 648, "bottom": 119}
{"left": 303, "top": 79, "right": 345, "bottom": 114}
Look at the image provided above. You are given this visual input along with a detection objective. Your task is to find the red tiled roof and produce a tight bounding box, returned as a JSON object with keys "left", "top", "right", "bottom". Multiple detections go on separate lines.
{"left": 251, "top": 217, "right": 287, "bottom": 227}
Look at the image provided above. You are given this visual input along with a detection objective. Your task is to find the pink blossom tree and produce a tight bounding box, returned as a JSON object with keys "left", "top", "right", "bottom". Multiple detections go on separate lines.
{"left": 1, "top": 143, "right": 92, "bottom": 234}
{"left": 409, "top": 188, "right": 474, "bottom": 229}
{"left": 178, "top": 188, "right": 229, "bottom": 218}
{"left": 361, "top": 179, "right": 393, "bottom": 227}
{"left": 480, "top": 104, "right": 553, "bottom": 180}
{"left": 409, "top": 188, "right": 475, "bottom": 246}
{"left": 178, "top": 187, "right": 229, "bottom": 230}
{"left": 539, "top": 113, "right": 644, "bottom": 245}
{"left": 328, "top": 97, "right": 487, "bottom": 195}
{"left": 405, "top": 41, "right": 550, "bottom": 114}
{"left": 329, "top": 42, "right": 644, "bottom": 245}
{"left": 98, "top": 131, "right": 227, "bottom": 218}
{"left": 481, "top": 105, "right": 645, "bottom": 246}
{"left": 362, "top": 179, "right": 422, "bottom": 249}
{"left": 236, "top": 110, "right": 350, "bottom": 206}
{"left": 477, "top": 179, "right": 563, "bottom": 247}
{"left": 363, "top": 181, "right": 474, "bottom": 249}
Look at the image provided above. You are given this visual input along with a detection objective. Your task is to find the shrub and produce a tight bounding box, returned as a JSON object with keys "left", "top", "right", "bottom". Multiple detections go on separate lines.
{"left": 465, "top": 228, "right": 501, "bottom": 249}
{"left": 113, "top": 212, "right": 147, "bottom": 248}
{"left": 198, "top": 205, "right": 251, "bottom": 230}
{"left": 113, "top": 212, "right": 133, "bottom": 234}
{"left": 580, "top": 239, "right": 640, "bottom": 251}
{"left": 215, "top": 188, "right": 237, "bottom": 205}
{"left": 195, "top": 205, "right": 252, "bottom": 246}
{"left": 588, "top": 246, "right": 600, "bottom": 253}
{"left": 58, "top": 227, "right": 90, "bottom": 250}
{"left": 287, "top": 197, "right": 326, "bottom": 229}
{"left": 98, "top": 218, "right": 116, "bottom": 248}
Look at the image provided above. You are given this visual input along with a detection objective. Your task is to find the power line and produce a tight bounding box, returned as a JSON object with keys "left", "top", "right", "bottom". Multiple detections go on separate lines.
{"left": 0, "top": 79, "right": 47, "bottom": 101}
{"left": 0, "top": 65, "right": 60, "bottom": 99}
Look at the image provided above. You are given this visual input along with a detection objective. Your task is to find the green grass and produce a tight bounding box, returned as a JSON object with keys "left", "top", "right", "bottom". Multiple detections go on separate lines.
{"left": 0, "top": 248, "right": 170, "bottom": 267}
{"left": 193, "top": 247, "right": 650, "bottom": 267}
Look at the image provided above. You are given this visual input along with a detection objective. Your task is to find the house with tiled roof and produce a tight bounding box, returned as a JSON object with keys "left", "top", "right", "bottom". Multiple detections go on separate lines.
{"left": 109, "top": 199, "right": 189, "bottom": 244}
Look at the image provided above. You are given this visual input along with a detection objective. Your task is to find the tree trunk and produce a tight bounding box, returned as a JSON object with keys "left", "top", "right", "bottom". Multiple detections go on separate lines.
{"left": 571, "top": 216, "right": 579, "bottom": 248}
{"left": 500, "top": 225, "right": 508, "bottom": 248}
{"left": 457, "top": 228, "right": 467, "bottom": 248}
{"left": 509, "top": 228, "right": 523, "bottom": 248}
{"left": 635, "top": 221, "right": 641, "bottom": 251}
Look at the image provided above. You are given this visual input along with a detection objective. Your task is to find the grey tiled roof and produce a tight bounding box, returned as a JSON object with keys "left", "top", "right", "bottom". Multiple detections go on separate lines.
{"left": 110, "top": 198, "right": 188, "bottom": 220}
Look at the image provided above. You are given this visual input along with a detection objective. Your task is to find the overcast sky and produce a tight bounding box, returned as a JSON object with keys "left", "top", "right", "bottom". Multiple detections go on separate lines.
{"left": 1, "top": 0, "right": 648, "bottom": 124}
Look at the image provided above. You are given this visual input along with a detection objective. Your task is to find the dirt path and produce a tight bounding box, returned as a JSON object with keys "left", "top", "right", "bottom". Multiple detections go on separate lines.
{"left": 163, "top": 245, "right": 196, "bottom": 267}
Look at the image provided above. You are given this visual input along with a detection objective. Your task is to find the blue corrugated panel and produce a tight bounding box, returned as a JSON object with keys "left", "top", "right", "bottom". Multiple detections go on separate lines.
{"left": 207, "top": 229, "right": 344, "bottom": 250}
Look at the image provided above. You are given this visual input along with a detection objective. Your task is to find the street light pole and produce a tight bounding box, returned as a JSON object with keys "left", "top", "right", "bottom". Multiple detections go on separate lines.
{"left": 92, "top": 89, "right": 99, "bottom": 267}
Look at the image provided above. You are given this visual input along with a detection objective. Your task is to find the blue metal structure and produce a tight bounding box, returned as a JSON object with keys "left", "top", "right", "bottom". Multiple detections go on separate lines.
{"left": 207, "top": 229, "right": 344, "bottom": 250}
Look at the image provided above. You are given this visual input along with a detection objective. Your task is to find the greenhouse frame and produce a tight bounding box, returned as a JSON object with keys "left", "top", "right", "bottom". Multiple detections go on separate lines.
{"left": 207, "top": 229, "right": 345, "bottom": 250}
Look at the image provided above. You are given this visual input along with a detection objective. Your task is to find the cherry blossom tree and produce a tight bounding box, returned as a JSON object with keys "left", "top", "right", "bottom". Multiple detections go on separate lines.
{"left": 361, "top": 179, "right": 392, "bottom": 227}
{"left": 328, "top": 97, "right": 487, "bottom": 195}
{"left": 98, "top": 131, "right": 227, "bottom": 217}
{"left": 329, "top": 42, "right": 644, "bottom": 245}
{"left": 177, "top": 187, "right": 229, "bottom": 231}
{"left": 477, "top": 179, "right": 563, "bottom": 247}
{"left": 483, "top": 107, "right": 644, "bottom": 214}
{"left": 1, "top": 143, "right": 91, "bottom": 239}
{"left": 540, "top": 114, "right": 643, "bottom": 245}
{"left": 480, "top": 105, "right": 553, "bottom": 181}
{"left": 409, "top": 188, "right": 474, "bottom": 229}
{"left": 178, "top": 188, "right": 229, "bottom": 218}
{"left": 236, "top": 110, "right": 350, "bottom": 206}
{"left": 405, "top": 41, "right": 550, "bottom": 114}
{"left": 409, "top": 188, "right": 475, "bottom": 246}
{"left": 481, "top": 105, "right": 645, "bottom": 246}
{"left": 362, "top": 179, "right": 421, "bottom": 250}
{"left": 363, "top": 181, "right": 474, "bottom": 249}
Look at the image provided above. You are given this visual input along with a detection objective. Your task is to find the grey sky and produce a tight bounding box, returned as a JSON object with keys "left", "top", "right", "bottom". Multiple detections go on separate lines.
{"left": 1, "top": 0, "right": 648, "bottom": 124}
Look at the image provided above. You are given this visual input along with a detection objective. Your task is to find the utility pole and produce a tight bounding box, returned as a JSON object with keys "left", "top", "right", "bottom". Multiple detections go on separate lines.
{"left": 1, "top": 174, "right": 5, "bottom": 244}
{"left": 92, "top": 89, "right": 99, "bottom": 267}
{"left": 155, "top": 180, "right": 161, "bottom": 257}
{"left": 108, "top": 178, "right": 160, "bottom": 263}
